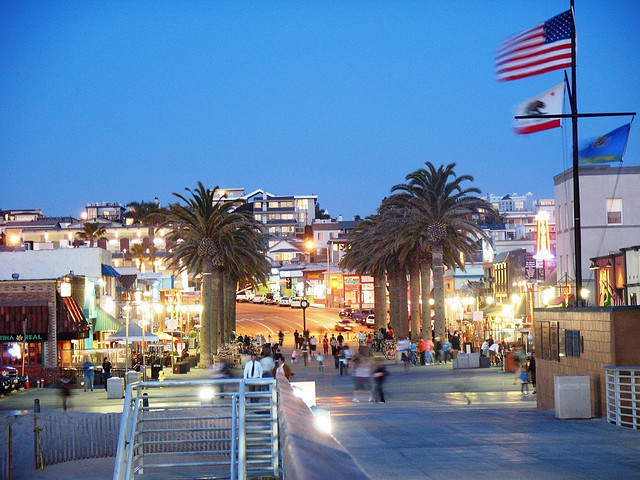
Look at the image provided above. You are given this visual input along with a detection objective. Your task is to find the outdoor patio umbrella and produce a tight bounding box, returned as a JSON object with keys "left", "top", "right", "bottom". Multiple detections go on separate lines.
{"left": 154, "top": 330, "right": 174, "bottom": 341}
{"left": 107, "top": 322, "right": 159, "bottom": 343}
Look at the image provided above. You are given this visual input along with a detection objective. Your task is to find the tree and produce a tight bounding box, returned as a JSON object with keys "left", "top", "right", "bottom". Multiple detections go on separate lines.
{"left": 390, "top": 162, "right": 494, "bottom": 341}
{"left": 161, "top": 182, "right": 268, "bottom": 367}
{"left": 75, "top": 222, "right": 107, "bottom": 247}
{"left": 125, "top": 200, "right": 167, "bottom": 272}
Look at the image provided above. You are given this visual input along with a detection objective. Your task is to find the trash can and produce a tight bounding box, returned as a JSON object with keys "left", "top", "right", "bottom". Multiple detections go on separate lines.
{"left": 126, "top": 370, "right": 141, "bottom": 385}
{"left": 554, "top": 375, "right": 591, "bottom": 419}
{"left": 107, "top": 377, "right": 124, "bottom": 399}
{"left": 172, "top": 362, "right": 188, "bottom": 374}
{"left": 504, "top": 352, "right": 520, "bottom": 372}
{"left": 151, "top": 363, "right": 163, "bottom": 380}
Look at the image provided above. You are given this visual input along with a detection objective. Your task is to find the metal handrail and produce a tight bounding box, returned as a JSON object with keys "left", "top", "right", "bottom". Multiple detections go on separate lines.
{"left": 113, "top": 378, "right": 278, "bottom": 480}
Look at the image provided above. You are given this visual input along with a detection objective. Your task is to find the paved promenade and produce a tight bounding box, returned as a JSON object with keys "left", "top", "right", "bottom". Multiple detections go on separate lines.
{"left": 2, "top": 352, "right": 639, "bottom": 479}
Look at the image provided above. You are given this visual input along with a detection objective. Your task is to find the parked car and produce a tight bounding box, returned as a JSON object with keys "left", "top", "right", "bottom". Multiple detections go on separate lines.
{"left": 236, "top": 291, "right": 254, "bottom": 302}
{"left": 339, "top": 307, "right": 353, "bottom": 318}
{"left": 0, "top": 365, "right": 22, "bottom": 393}
{"left": 0, "top": 374, "right": 14, "bottom": 395}
{"left": 264, "top": 293, "right": 278, "bottom": 305}
{"left": 279, "top": 297, "right": 291, "bottom": 307}
{"left": 365, "top": 314, "right": 375, "bottom": 328}
{"left": 290, "top": 297, "right": 303, "bottom": 308}
{"left": 334, "top": 319, "right": 353, "bottom": 332}
{"left": 252, "top": 294, "right": 266, "bottom": 304}
{"left": 354, "top": 309, "right": 374, "bottom": 325}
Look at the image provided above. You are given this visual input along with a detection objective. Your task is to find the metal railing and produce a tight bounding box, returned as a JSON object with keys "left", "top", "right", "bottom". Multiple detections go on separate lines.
{"left": 605, "top": 366, "right": 640, "bottom": 429}
{"left": 113, "top": 378, "right": 279, "bottom": 480}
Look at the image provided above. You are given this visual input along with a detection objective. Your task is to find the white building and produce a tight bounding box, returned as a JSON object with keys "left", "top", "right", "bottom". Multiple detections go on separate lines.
{"left": 554, "top": 165, "right": 640, "bottom": 303}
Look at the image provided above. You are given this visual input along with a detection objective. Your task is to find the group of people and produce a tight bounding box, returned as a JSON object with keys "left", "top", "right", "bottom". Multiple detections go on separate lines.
{"left": 80, "top": 356, "right": 113, "bottom": 392}
{"left": 350, "top": 355, "right": 388, "bottom": 403}
{"left": 242, "top": 342, "right": 292, "bottom": 381}
{"left": 394, "top": 333, "right": 462, "bottom": 369}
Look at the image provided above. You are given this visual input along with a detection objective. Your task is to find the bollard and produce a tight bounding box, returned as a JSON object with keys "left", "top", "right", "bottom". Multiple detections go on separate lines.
{"left": 34, "top": 399, "right": 40, "bottom": 413}
{"left": 36, "top": 379, "right": 40, "bottom": 388}
{"left": 143, "top": 392, "right": 149, "bottom": 411}
{"left": 40, "top": 378, "right": 44, "bottom": 388}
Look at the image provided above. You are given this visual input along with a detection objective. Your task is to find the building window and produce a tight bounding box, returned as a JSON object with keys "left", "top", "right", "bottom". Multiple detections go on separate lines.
{"left": 564, "top": 329, "right": 582, "bottom": 358}
{"left": 297, "top": 199, "right": 309, "bottom": 210}
{"left": 606, "top": 198, "right": 622, "bottom": 224}
{"left": 535, "top": 320, "right": 559, "bottom": 361}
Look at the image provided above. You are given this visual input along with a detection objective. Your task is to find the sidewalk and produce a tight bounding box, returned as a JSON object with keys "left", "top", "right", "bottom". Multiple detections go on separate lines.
{"left": 3, "top": 351, "right": 640, "bottom": 479}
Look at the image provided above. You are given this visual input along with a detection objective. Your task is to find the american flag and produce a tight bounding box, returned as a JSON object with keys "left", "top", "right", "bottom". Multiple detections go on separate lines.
{"left": 496, "top": 10, "right": 574, "bottom": 82}
{"left": 609, "top": 283, "right": 625, "bottom": 306}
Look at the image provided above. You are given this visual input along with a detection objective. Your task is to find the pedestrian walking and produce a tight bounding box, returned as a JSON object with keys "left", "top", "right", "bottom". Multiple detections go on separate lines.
{"left": 520, "top": 366, "right": 530, "bottom": 395}
{"left": 278, "top": 330, "right": 284, "bottom": 346}
{"left": 59, "top": 377, "right": 72, "bottom": 411}
{"left": 322, "top": 334, "right": 329, "bottom": 355}
{"left": 272, "top": 353, "right": 292, "bottom": 380}
{"left": 351, "top": 356, "right": 371, "bottom": 402}
{"left": 82, "top": 356, "right": 95, "bottom": 392}
{"left": 371, "top": 357, "right": 387, "bottom": 403}
{"left": 317, "top": 353, "right": 324, "bottom": 372}
{"left": 102, "top": 357, "right": 112, "bottom": 391}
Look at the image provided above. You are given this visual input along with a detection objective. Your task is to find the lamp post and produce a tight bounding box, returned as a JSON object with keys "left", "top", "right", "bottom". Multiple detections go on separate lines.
{"left": 123, "top": 304, "right": 131, "bottom": 371}
{"left": 326, "top": 246, "right": 331, "bottom": 308}
{"left": 21, "top": 316, "right": 27, "bottom": 377}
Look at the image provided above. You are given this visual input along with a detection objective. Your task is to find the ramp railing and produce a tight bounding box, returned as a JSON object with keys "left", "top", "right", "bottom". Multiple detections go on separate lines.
{"left": 113, "top": 378, "right": 278, "bottom": 480}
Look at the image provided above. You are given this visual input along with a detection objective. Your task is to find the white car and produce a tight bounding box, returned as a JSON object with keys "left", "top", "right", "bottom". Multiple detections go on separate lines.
{"left": 252, "top": 294, "right": 266, "bottom": 304}
{"left": 365, "top": 314, "right": 375, "bottom": 328}
{"left": 290, "top": 297, "right": 303, "bottom": 308}
{"left": 279, "top": 297, "right": 291, "bottom": 307}
{"left": 236, "top": 292, "right": 253, "bottom": 302}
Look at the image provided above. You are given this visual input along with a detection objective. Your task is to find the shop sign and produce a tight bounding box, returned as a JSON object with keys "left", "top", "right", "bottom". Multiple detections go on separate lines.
{"left": 0, "top": 333, "right": 48, "bottom": 343}
{"left": 344, "top": 277, "right": 360, "bottom": 286}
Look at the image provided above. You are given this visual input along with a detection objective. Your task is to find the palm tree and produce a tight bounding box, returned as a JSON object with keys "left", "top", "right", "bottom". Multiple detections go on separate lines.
{"left": 340, "top": 214, "right": 390, "bottom": 331}
{"left": 391, "top": 162, "right": 495, "bottom": 342}
{"left": 75, "top": 222, "right": 107, "bottom": 247}
{"left": 125, "top": 200, "right": 167, "bottom": 272}
{"left": 161, "top": 182, "right": 268, "bottom": 367}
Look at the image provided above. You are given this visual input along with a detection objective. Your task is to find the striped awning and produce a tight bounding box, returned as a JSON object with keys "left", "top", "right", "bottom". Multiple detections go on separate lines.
{"left": 58, "top": 296, "right": 91, "bottom": 340}
{"left": 93, "top": 307, "right": 122, "bottom": 332}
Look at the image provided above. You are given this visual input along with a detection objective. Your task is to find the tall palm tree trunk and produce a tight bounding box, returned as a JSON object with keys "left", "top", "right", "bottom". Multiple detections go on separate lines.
{"left": 199, "top": 267, "right": 214, "bottom": 368}
{"left": 374, "top": 274, "right": 387, "bottom": 331}
{"left": 387, "top": 269, "right": 400, "bottom": 332}
{"left": 211, "top": 268, "right": 224, "bottom": 355}
{"left": 223, "top": 273, "right": 236, "bottom": 344}
{"left": 420, "top": 261, "right": 432, "bottom": 339}
{"left": 409, "top": 262, "right": 420, "bottom": 340}
{"left": 432, "top": 245, "right": 446, "bottom": 341}
{"left": 397, "top": 269, "right": 409, "bottom": 338}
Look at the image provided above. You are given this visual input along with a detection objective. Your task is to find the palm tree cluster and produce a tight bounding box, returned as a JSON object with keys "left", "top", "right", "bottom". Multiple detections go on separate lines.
{"left": 341, "top": 162, "right": 496, "bottom": 342}
{"left": 160, "top": 182, "right": 270, "bottom": 367}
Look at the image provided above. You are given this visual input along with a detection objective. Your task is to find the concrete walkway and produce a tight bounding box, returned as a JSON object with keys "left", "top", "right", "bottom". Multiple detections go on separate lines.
{"left": 2, "top": 352, "right": 640, "bottom": 479}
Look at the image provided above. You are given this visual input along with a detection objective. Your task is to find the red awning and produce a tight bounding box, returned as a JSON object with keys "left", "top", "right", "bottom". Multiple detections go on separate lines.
{"left": 57, "top": 296, "right": 90, "bottom": 340}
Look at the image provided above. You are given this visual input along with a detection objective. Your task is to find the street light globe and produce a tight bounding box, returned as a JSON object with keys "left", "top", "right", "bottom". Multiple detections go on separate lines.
{"left": 485, "top": 296, "right": 494, "bottom": 305}
{"left": 580, "top": 288, "right": 590, "bottom": 300}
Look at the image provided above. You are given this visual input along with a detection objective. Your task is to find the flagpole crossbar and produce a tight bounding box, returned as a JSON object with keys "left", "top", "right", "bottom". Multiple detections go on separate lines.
{"left": 515, "top": 112, "right": 635, "bottom": 120}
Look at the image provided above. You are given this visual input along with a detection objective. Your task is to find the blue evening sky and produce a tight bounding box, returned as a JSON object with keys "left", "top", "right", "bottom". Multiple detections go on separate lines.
{"left": 1, "top": 1, "right": 639, "bottom": 220}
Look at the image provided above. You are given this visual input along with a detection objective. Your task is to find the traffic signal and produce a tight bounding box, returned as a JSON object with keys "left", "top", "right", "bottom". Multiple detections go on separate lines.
{"left": 285, "top": 277, "right": 292, "bottom": 289}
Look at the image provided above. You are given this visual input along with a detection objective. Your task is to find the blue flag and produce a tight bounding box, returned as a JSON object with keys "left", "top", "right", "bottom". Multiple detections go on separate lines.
{"left": 579, "top": 123, "right": 632, "bottom": 164}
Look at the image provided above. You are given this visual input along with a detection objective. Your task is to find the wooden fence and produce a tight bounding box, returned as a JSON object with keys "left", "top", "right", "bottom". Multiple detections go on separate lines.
{"left": 0, "top": 417, "right": 14, "bottom": 480}
{"left": 3, "top": 411, "right": 121, "bottom": 478}
{"left": 36, "top": 412, "right": 121, "bottom": 465}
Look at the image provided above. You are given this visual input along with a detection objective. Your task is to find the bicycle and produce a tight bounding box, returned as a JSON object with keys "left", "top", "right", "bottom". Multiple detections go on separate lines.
{"left": 381, "top": 340, "right": 397, "bottom": 360}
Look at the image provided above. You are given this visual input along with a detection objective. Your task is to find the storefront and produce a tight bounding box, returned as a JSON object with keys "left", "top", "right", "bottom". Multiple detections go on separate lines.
{"left": 0, "top": 279, "right": 91, "bottom": 384}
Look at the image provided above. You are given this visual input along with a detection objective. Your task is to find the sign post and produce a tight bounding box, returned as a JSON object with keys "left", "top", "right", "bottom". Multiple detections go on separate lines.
{"left": 300, "top": 299, "right": 309, "bottom": 337}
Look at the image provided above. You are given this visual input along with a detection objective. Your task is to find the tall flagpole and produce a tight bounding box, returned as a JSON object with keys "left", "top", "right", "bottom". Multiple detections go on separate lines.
{"left": 569, "top": 0, "right": 583, "bottom": 305}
